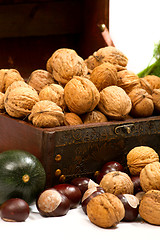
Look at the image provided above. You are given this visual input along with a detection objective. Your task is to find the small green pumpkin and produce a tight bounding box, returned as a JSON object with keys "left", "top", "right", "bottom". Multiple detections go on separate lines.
{"left": 0, "top": 150, "right": 46, "bottom": 205}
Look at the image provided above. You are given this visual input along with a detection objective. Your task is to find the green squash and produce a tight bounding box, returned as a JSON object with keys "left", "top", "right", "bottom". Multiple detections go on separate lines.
{"left": 0, "top": 150, "right": 46, "bottom": 205}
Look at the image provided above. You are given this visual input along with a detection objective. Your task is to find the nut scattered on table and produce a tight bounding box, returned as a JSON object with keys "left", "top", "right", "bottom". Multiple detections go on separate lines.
{"left": 87, "top": 192, "right": 125, "bottom": 228}
{"left": 127, "top": 146, "right": 159, "bottom": 175}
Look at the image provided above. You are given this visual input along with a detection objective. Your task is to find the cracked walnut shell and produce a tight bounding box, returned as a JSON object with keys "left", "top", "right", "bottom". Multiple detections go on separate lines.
{"left": 90, "top": 62, "right": 117, "bottom": 91}
{"left": 128, "top": 88, "right": 154, "bottom": 117}
{"left": 98, "top": 86, "right": 132, "bottom": 120}
{"left": 100, "top": 171, "right": 134, "bottom": 195}
{"left": 47, "top": 48, "right": 88, "bottom": 85}
{"left": 140, "top": 162, "right": 160, "bottom": 192}
{"left": 127, "top": 146, "right": 159, "bottom": 176}
{"left": 64, "top": 76, "right": 100, "bottom": 115}
{"left": 139, "top": 190, "right": 160, "bottom": 225}
{"left": 87, "top": 192, "right": 125, "bottom": 228}
{"left": 4, "top": 86, "right": 39, "bottom": 118}
{"left": 28, "top": 69, "right": 55, "bottom": 93}
{"left": 39, "top": 83, "right": 66, "bottom": 111}
{"left": 28, "top": 100, "right": 64, "bottom": 128}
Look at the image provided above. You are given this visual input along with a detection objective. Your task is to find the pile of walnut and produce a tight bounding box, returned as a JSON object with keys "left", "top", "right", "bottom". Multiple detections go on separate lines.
{"left": 0, "top": 46, "right": 160, "bottom": 128}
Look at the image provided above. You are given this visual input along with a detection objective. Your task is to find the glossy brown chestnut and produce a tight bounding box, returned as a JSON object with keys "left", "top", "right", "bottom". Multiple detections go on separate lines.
{"left": 81, "top": 186, "right": 105, "bottom": 214}
{"left": 117, "top": 194, "right": 139, "bottom": 221}
{"left": 36, "top": 189, "right": 70, "bottom": 217}
{"left": 0, "top": 198, "right": 30, "bottom": 222}
{"left": 130, "top": 175, "right": 142, "bottom": 194}
{"left": 96, "top": 161, "right": 124, "bottom": 183}
{"left": 70, "top": 177, "right": 98, "bottom": 195}
{"left": 53, "top": 183, "right": 82, "bottom": 209}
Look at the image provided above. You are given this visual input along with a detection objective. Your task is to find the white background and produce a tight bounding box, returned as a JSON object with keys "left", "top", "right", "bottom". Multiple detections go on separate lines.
{"left": 109, "top": 0, "right": 160, "bottom": 74}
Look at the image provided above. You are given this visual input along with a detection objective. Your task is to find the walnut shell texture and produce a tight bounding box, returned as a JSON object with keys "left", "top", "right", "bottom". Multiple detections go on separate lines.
{"left": 100, "top": 171, "right": 134, "bottom": 195}
{"left": 64, "top": 112, "right": 83, "bottom": 126}
{"left": 117, "top": 70, "right": 140, "bottom": 94}
{"left": 87, "top": 192, "right": 125, "bottom": 228}
{"left": 4, "top": 86, "right": 39, "bottom": 118}
{"left": 140, "top": 162, "right": 160, "bottom": 192}
{"left": 47, "top": 48, "right": 88, "bottom": 85}
{"left": 139, "top": 78, "right": 153, "bottom": 95}
{"left": 93, "top": 46, "right": 128, "bottom": 71}
{"left": 144, "top": 75, "right": 160, "bottom": 89}
{"left": 28, "top": 69, "right": 55, "bottom": 93}
{"left": 98, "top": 86, "right": 132, "bottom": 120}
{"left": 28, "top": 100, "right": 64, "bottom": 128}
{"left": 139, "top": 190, "right": 160, "bottom": 225}
{"left": 82, "top": 110, "right": 108, "bottom": 124}
{"left": 90, "top": 62, "right": 117, "bottom": 91}
{"left": 0, "top": 92, "right": 4, "bottom": 112}
{"left": 0, "top": 69, "right": 9, "bottom": 92}
{"left": 128, "top": 88, "right": 154, "bottom": 117}
{"left": 64, "top": 76, "right": 100, "bottom": 115}
{"left": 127, "top": 146, "right": 159, "bottom": 175}
{"left": 39, "top": 83, "right": 66, "bottom": 111}
{"left": 152, "top": 88, "right": 160, "bottom": 113}
{"left": 84, "top": 55, "right": 99, "bottom": 71}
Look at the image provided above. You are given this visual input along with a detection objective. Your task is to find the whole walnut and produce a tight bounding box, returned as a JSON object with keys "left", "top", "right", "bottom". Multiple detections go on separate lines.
{"left": 93, "top": 46, "right": 128, "bottom": 71}
{"left": 0, "top": 69, "right": 24, "bottom": 93}
{"left": 28, "top": 100, "right": 64, "bottom": 128}
{"left": 144, "top": 75, "right": 160, "bottom": 89}
{"left": 90, "top": 62, "right": 117, "bottom": 91}
{"left": 39, "top": 83, "right": 66, "bottom": 111}
{"left": 64, "top": 112, "right": 83, "bottom": 126}
{"left": 28, "top": 69, "right": 55, "bottom": 93}
{"left": 87, "top": 192, "right": 125, "bottom": 228}
{"left": 152, "top": 88, "right": 160, "bottom": 113}
{"left": 4, "top": 86, "right": 39, "bottom": 118}
{"left": 139, "top": 190, "right": 160, "bottom": 225}
{"left": 98, "top": 86, "right": 132, "bottom": 120}
{"left": 128, "top": 88, "right": 154, "bottom": 118}
{"left": 64, "top": 76, "right": 100, "bottom": 115}
{"left": 0, "top": 92, "right": 4, "bottom": 112}
{"left": 100, "top": 171, "right": 134, "bottom": 195}
{"left": 117, "top": 70, "right": 140, "bottom": 94}
{"left": 47, "top": 48, "right": 88, "bottom": 85}
{"left": 127, "top": 146, "right": 159, "bottom": 176}
{"left": 140, "top": 162, "right": 160, "bottom": 192}
{"left": 82, "top": 110, "right": 108, "bottom": 124}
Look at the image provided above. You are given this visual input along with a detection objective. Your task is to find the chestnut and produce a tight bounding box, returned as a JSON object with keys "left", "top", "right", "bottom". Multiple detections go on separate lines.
{"left": 117, "top": 194, "right": 139, "bottom": 221}
{"left": 70, "top": 177, "right": 98, "bottom": 195}
{"left": 0, "top": 198, "right": 30, "bottom": 222}
{"left": 81, "top": 186, "right": 105, "bottom": 214}
{"left": 130, "top": 175, "right": 142, "bottom": 194}
{"left": 53, "top": 183, "right": 82, "bottom": 209}
{"left": 36, "top": 189, "right": 70, "bottom": 217}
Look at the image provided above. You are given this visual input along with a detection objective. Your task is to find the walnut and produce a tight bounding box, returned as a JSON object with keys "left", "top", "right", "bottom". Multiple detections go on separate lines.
{"left": 98, "top": 86, "right": 132, "bottom": 120}
{"left": 144, "top": 75, "right": 160, "bottom": 89}
{"left": 28, "top": 100, "right": 64, "bottom": 128}
{"left": 117, "top": 70, "right": 140, "bottom": 94}
{"left": 84, "top": 55, "right": 99, "bottom": 72}
{"left": 152, "top": 88, "right": 160, "bottom": 113}
{"left": 47, "top": 48, "right": 88, "bottom": 85}
{"left": 28, "top": 69, "right": 55, "bottom": 93}
{"left": 39, "top": 83, "right": 66, "bottom": 111}
{"left": 4, "top": 86, "right": 39, "bottom": 118}
{"left": 90, "top": 62, "right": 117, "bottom": 91}
{"left": 93, "top": 46, "right": 128, "bottom": 71}
{"left": 0, "top": 69, "right": 24, "bottom": 93}
{"left": 139, "top": 78, "right": 153, "bottom": 95}
{"left": 100, "top": 171, "right": 134, "bottom": 195}
{"left": 128, "top": 88, "right": 154, "bottom": 117}
{"left": 64, "top": 76, "right": 100, "bottom": 115}
{"left": 86, "top": 192, "right": 125, "bottom": 228}
{"left": 0, "top": 92, "right": 4, "bottom": 112}
{"left": 127, "top": 146, "right": 159, "bottom": 176}
{"left": 82, "top": 110, "right": 108, "bottom": 124}
{"left": 139, "top": 190, "right": 160, "bottom": 225}
{"left": 140, "top": 162, "right": 160, "bottom": 192}
{"left": 64, "top": 112, "right": 83, "bottom": 126}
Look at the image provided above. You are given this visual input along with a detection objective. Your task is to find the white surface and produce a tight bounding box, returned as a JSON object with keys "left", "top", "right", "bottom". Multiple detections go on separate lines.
{"left": 1, "top": 204, "right": 160, "bottom": 240}
{"left": 109, "top": 0, "right": 160, "bottom": 74}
